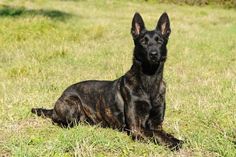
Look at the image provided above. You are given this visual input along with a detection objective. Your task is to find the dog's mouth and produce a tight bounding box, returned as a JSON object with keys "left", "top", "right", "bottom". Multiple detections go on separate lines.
{"left": 151, "top": 57, "right": 159, "bottom": 63}
{"left": 149, "top": 56, "right": 160, "bottom": 65}
{"left": 149, "top": 55, "right": 166, "bottom": 65}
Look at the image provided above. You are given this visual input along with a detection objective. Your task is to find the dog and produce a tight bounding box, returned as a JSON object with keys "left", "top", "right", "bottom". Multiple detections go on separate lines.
{"left": 32, "top": 12, "right": 183, "bottom": 150}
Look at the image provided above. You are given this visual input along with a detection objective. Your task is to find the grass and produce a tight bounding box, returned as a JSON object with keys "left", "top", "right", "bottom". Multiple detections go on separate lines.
{"left": 0, "top": 0, "right": 235, "bottom": 156}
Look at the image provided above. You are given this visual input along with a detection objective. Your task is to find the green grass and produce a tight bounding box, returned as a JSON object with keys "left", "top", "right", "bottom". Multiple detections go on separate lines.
{"left": 0, "top": 0, "right": 236, "bottom": 156}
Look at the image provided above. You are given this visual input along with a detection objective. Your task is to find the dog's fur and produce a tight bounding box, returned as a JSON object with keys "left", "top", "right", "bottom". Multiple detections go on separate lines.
{"left": 32, "top": 12, "right": 183, "bottom": 150}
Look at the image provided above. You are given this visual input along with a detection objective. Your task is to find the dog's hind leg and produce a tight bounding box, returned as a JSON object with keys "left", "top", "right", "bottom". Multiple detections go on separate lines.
{"left": 32, "top": 94, "right": 84, "bottom": 127}
{"left": 51, "top": 95, "right": 84, "bottom": 127}
{"left": 31, "top": 107, "right": 71, "bottom": 127}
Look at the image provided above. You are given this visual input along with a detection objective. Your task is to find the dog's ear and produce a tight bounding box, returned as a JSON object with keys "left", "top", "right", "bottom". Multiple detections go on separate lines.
{"left": 131, "top": 12, "right": 145, "bottom": 39}
{"left": 156, "top": 12, "right": 171, "bottom": 37}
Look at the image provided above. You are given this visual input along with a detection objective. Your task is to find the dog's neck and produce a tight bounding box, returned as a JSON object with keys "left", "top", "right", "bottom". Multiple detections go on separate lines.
{"left": 124, "top": 58, "right": 165, "bottom": 94}
{"left": 133, "top": 59, "right": 164, "bottom": 75}
{"left": 132, "top": 57, "right": 165, "bottom": 76}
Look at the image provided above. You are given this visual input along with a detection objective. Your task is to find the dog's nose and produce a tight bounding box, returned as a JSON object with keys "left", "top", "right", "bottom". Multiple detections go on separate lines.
{"left": 150, "top": 51, "right": 157, "bottom": 56}
{"left": 149, "top": 51, "right": 161, "bottom": 61}
{"left": 150, "top": 51, "right": 158, "bottom": 58}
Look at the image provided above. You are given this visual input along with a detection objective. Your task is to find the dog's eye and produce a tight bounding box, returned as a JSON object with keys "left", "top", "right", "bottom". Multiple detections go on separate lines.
{"left": 142, "top": 37, "right": 148, "bottom": 44}
{"left": 154, "top": 37, "right": 159, "bottom": 42}
{"left": 144, "top": 37, "right": 148, "bottom": 43}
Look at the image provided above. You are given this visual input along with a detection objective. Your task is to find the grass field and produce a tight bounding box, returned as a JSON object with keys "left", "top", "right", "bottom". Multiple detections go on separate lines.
{"left": 0, "top": 0, "right": 235, "bottom": 156}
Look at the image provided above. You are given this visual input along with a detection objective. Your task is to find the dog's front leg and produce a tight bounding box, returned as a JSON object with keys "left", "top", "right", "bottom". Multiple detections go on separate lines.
{"left": 146, "top": 81, "right": 183, "bottom": 150}
{"left": 124, "top": 100, "right": 151, "bottom": 141}
{"left": 145, "top": 103, "right": 183, "bottom": 150}
{"left": 124, "top": 109, "right": 148, "bottom": 141}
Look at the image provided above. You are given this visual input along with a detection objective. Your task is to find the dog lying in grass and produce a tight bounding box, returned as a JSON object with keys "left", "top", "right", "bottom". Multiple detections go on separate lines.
{"left": 32, "top": 12, "right": 183, "bottom": 150}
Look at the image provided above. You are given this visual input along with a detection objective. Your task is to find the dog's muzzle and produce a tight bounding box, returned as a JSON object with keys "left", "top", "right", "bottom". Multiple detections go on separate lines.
{"left": 149, "top": 51, "right": 161, "bottom": 63}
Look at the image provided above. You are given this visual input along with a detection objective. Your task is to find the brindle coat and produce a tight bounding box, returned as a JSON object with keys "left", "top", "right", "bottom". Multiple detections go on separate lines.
{"left": 32, "top": 12, "right": 183, "bottom": 150}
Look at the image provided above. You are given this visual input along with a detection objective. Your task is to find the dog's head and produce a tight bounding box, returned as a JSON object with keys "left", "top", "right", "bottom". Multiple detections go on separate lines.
{"left": 131, "top": 12, "right": 171, "bottom": 66}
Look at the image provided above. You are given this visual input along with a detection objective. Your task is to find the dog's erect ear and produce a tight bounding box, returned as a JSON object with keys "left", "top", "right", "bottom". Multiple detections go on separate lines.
{"left": 156, "top": 12, "right": 171, "bottom": 37}
{"left": 131, "top": 12, "right": 145, "bottom": 39}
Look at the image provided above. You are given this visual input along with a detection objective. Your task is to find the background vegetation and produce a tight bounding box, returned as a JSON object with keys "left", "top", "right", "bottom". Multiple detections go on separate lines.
{"left": 0, "top": 0, "right": 235, "bottom": 156}
{"left": 152, "top": 0, "right": 236, "bottom": 8}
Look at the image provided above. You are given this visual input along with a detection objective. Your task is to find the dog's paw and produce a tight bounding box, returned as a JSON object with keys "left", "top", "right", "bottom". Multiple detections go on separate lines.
{"left": 168, "top": 138, "right": 184, "bottom": 151}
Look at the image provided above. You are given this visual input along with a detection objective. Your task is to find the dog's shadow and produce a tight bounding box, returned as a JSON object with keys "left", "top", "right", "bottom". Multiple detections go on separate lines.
{"left": 0, "top": 4, "right": 73, "bottom": 21}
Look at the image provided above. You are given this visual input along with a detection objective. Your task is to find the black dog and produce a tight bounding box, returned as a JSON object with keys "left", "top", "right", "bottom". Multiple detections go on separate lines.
{"left": 32, "top": 12, "right": 183, "bottom": 150}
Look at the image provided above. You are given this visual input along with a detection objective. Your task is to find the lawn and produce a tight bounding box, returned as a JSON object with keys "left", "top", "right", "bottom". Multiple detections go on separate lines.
{"left": 0, "top": 0, "right": 235, "bottom": 156}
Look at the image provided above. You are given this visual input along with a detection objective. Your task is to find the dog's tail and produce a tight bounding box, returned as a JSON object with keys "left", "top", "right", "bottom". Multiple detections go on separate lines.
{"left": 31, "top": 108, "right": 53, "bottom": 118}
